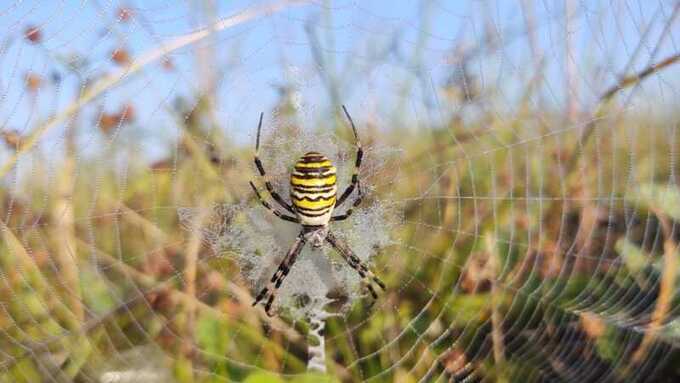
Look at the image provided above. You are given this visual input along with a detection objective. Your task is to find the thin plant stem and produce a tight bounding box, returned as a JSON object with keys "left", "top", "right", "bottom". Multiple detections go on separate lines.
{"left": 629, "top": 211, "right": 678, "bottom": 366}
{"left": 181, "top": 202, "right": 209, "bottom": 380}
{"left": 486, "top": 235, "right": 506, "bottom": 382}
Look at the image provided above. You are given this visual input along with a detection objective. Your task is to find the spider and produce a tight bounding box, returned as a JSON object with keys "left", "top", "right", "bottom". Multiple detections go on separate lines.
{"left": 248, "top": 106, "right": 386, "bottom": 316}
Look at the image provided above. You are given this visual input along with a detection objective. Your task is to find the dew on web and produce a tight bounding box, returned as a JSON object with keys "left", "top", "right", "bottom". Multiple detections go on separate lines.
{"left": 178, "top": 126, "right": 402, "bottom": 319}
{"left": 3, "top": 1, "right": 680, "bottom": 381}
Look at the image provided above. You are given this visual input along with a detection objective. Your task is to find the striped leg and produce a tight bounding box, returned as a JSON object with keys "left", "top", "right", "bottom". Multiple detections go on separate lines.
{"left": 335, "top": 105, "right": 363, "bottom": 209}
{"left": 326, "top": 231, "right": 385, "bottom": 301}
{"left": 331, "top": 182, "right": 361, "bottom": 221}
{"left": 253, "top": 112, "right": 296, "bottom": 214}
{"left": 252, "top": 233, "right": 307, "bottom": 316}
{"left": 249, "top": 182, "right": 299, "bottom": 223}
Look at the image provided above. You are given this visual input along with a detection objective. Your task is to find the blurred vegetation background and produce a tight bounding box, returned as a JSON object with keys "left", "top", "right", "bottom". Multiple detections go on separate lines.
{"left": 1, "top": 1, "right": 680, "bottom": 382}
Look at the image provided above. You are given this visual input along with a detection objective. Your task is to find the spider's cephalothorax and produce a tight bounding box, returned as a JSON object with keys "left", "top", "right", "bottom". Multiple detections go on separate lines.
{"left": 302, "top": 224, "right": 329, "bottom": 248}
{"left": 248, "top": 106, "right": 385, "bottom": 316}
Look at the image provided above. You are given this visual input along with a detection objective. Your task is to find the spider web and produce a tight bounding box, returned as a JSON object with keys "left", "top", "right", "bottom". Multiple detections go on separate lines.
{"left": 177, "top": 127, "right": 402, "bottom": 319}
{"left": 1, "top": 1, "right": 680, "bottom": 382}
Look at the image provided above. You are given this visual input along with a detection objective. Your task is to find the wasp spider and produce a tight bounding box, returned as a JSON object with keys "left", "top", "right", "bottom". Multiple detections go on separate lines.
{"left": 249, "top": 106, "right": 386, "bottom": 316}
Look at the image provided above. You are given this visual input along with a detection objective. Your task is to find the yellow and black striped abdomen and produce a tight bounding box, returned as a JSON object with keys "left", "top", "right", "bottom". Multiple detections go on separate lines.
{"left": 290, "top": 152, "right": 337, "bottom": 225}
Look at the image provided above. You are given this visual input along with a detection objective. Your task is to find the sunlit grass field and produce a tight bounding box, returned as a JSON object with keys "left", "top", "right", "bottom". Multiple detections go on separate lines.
{"left": 2, "top": 2, "right": 680, "bottom": 382}
{"left": 3, "top": 102, "right": 680, "bottom": 382}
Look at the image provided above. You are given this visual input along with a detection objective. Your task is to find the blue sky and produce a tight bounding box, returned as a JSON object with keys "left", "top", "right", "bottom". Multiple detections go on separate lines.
{"left": 0, "top": 0, "right": 678, "bottom": 163}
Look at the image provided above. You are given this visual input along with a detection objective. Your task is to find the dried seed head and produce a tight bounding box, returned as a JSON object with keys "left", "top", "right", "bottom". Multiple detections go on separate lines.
{"left": 161, "top": 56, "right": 174, "bottom": 71}
{"left": 459, "top": 251, "right": 493, "bottom": 294}
{"left": 146, "top": 288, "right": 176, "bottom": 312}
{"left": 111, "top": 48, "right": 131, "bottom": 65}
{"left": 98, "top": 112, "right": 119, "bottom": 134}
{"left": 150, "top": 159, "right": 173, "bottom": 172}
{"left": 119, "top": 103, "right": 135, "bottom": 123}
{"left": 117, "top": 7, "right": 133, "bottom": 22}
{"left": 1, "top": 130, "right": 22, "bottom": 149}
{"left": 97, "top": 104, "right": 136, "bottom": 134}
{"left": 443, "top": 348, "right": 469, "bottom": 375}
{"left": 31, "top": 250, "right": 50, "bottom": 268}
{"left": 25, "top": 72, "right": 42, "bottom": 92}
{"left": 204, "top": 271, "right": 226, "bottom": 292}
{"left": 24, "top": 25, "right": 42, "bottom": 43}
{"left": 143, "top": 253, "right": 174, "bottom": 278}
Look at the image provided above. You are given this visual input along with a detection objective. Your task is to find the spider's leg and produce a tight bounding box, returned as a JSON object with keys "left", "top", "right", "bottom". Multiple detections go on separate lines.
{"left": 253, "top": 112, "right": 296, "bottom": 214}
{"left": 325, "top": 231, "right": 385, "bottom": 302}
{"left": 252, "top": 233, "right": 307, "bottom": 316}
{"left": 249, "top": 182, "right": 299, "bottom": 223}
{"left": 335, "top": 105, "right": 363, "bottom": 209}
{"left": 331, "top": 181, "right": 362, "bottom": 222}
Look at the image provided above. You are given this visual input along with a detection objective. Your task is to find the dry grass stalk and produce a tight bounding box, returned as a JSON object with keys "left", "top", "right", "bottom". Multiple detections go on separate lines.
{"left": 564, "top": 0, "right": 578, "bottom": 124}
{"left": 630, "top": 212, "right": 678, "bottom": 365}
{"left": 182, "top": 204, "right": 209, "bottom": 367}
{"left": 564, "top": 1, "right": 680, "bottom": 176}
{"left": 51, "top": 137, "right": 83, "bottom": 324}
{"left": 485, "top": 235, "right": 506, "bottom": 382}
{"left": 600, "top": 53, "right": 680, "bottom": 100}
